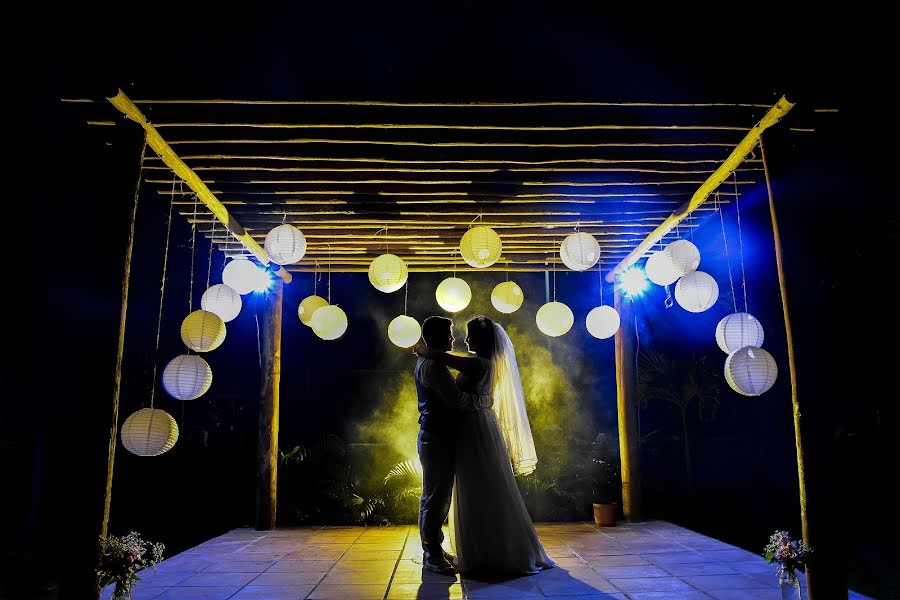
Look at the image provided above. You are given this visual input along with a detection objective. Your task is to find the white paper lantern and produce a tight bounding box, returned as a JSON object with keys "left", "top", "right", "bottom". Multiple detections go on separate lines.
{"left": 298, "top": 294, "right": 329, "bottom": 326}
{"left": 664, "top": 239, "right": 701, "bottom": 277}
{"left": 674, "top": 271, "right": 719, "bottom": 313}
{"left": 435, "top": 277, "right": 472, "bottom": 313}
{"left": 491, "top": 281, "right": 524, "bottom": 314}
{"left": 560, "top": 232, "right": 601, "bottom": 271}
{"left": 368, "top": 254, "right": 408, "bottom": 293}
{"left": 536, "top": 301, "right": 574, "bottom": 337}
{"left": 460, "top": 226, "right": 502, "bottom": 268}
{"left": 222, "top": 258, "right": 262, "bottom": 295}
{"left": 388, "top": 315, "right": 422, "bottom": 348}
{"left": 311, "top": 305, "right": 348, "bottom": 340}
{"left": 586, "top": 305, "right": 620, "bottom": 339}
{"left": 264, "top": 224, "right": 307, "bottom": 265}
{"left": 162, "top": 354, "right": 212, "bottom": 401}
{"left": 180, "top": 310, "right": 226, "bottom": 352}
{"left": 725, "top": 346, "right": 778, "bottom": 396}
{"left": 121, "top": 408, "right": 179, "bottom": 456}
{"left": 201, "top": 284, "right": 242, "bottom": 322}
{"left": 716, "top": 312, "right": 765, "bottom": 354}
{"left": 645, "top": 250, "right": 680, "bottom": 286}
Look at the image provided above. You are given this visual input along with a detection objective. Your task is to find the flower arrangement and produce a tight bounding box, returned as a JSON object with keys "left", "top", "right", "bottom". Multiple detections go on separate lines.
{"left": 97, "top": 532, "right": 165, "bottom": 600}
{"left": 763, "top": 530, "right": 812, "bottom": 585}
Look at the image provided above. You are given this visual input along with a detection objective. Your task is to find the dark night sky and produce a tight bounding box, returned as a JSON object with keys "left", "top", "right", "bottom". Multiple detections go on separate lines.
{"left": 1, "top": 3, "right": 898, "bottom": 598}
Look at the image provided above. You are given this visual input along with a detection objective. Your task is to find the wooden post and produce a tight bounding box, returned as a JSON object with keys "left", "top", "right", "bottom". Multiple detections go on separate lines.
{"left": 256, "top": 278, "right": 283, "bottom": 530}
{"left": 96, "top": 140, "right": 146, "bottom": 598}
{"left": 760, "top": 136, "right": 816, "bottom": 598}
{"left": 614, "top": 287, "right": 642, "bottom": 522}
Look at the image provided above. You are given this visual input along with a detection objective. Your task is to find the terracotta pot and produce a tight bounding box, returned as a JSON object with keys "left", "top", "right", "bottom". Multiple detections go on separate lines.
{"left": 592, "top": 502, "right": 617, "bottom": 527}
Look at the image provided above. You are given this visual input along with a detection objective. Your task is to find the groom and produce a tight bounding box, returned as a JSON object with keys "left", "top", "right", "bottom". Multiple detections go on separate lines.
{"left": 414, "top": 316, "right": 478, "bottom": 575}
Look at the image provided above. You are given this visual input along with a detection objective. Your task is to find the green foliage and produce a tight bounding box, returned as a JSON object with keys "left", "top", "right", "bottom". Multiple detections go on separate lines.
{"left": 97, "top": 532, "right": 165, "bottom": 599}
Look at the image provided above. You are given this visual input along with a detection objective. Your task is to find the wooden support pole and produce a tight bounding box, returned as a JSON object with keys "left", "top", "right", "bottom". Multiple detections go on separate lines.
{"left": 606, "top": 97, "right": 794, "bottom": 282}
{"left": 256, "top": 278, "right": 283, "bottom": 530}
{"left": 614, "top": 287, "right": 642, "bottom": 522}
{"left": 760, "top": 136, "right": 816, "bottom": 598}
{"left": 96, "top": 140, "right": 146, "bottom": 598}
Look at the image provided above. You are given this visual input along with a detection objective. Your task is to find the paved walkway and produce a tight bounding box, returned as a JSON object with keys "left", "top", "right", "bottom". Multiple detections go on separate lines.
{"left": 103, "top": 521, "right": 861, "bottom": 599}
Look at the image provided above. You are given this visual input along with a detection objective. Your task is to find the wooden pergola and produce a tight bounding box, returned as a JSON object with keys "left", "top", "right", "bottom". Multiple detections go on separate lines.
{"left": 72, "top": 91, "right": 817, "bottom": 595}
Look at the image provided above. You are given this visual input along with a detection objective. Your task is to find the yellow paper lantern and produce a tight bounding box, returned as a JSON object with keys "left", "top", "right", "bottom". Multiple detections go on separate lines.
{"left": 536, "top": 301, "right": 574, "bottom": 337}
{"left": 121, "top": 408, "right": 179, "bottom": 456}
{"left": 491, "top": 281, "right": 524, "bottom": 314}
{"left": 725, "top": 346, "right": 778, "bottom": 396}
{"left": 560, "top": 232, "right": 601, "bottom": 271}
{"left": 180, "top": 310, "right": 226, "bottom": 352}
{"left": 298, "top": 294, "right": 329, "bottom": 326}
{"left": 264, "top": 224, "right": 307, "bottom": 265}
{"left": 388, "top": 315, "right": 422, "bottom": 348}
{"left": 716, "top": 312, "right": 765, "bottom": 354}
{"left": 460, "top": 226, "right": 502, "bottom": 268}
{"left": 162, "top": 354, "right": 212, "bottom": 401}
{"left": 664, "top": 239, "right": 701, "bottom": 277}
{"left": 368, "top": 254, "right": 409, "bottom": 293}
{"left": 222, "top": 258, "right": 262, "bottom": 295}
{"left": 435, "top": 277, "right": 472, "bottom": 313}
{"left": 674, "top": 271, "right": 719, "bottom": 313}
{"left": 645, "top": 250, "right": 680, "bottom": 286}
{"left": 586, "top": 305, "right": 620, "bottom": 339}
{"left": 311, "top": 305, "right": 348, "bottom": 340}
{"left": 200, "top": 284, "right": 242, "bottom": 322}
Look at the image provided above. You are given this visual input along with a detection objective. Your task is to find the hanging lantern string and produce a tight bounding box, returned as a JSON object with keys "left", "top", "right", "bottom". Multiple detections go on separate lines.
{"left": 506, "top": 258, "right": 510, "bottom": 283}
{"left": 716, "top": 191, "right": 738, "bottom": 313}
{"left": 327, "top": 244, "right": 332, "bottom": 303}
{"left": 553, "top": 249, "right": 557, "bottom": 301}
{"left": 188, "top": 189, "right": 198, "bottom": 313}
{"left": 733, "top": 170, "right": 749, "bottom": 312}
{"left": 313, "top": 260, "right": 319, "bottom": 296}
{"left": 149, "top": 182, "right": 177, "bottom": 412}
{"left": 205, "top": 218, "right": 215, "bottom": 290}
{"left": 404, "top": 278, "right": 409, "bottom": 316}
{"left": 598, "top": 262, "right": 604, "bottom": 305}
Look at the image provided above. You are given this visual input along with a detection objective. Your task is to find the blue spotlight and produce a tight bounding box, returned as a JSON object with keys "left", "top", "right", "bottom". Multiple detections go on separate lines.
{"left": 619, "top": 267, "right": 649, "bottom": 298}
{"left": 252, "top": 266, "right": 274, "bottom": 293}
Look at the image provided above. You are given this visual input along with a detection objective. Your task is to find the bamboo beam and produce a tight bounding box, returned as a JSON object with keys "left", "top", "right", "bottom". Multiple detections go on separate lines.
{"left": 760, "top": 137, "right": 814, "bottom": 597}
{"left": 614, "top": 287, "right": 642, "bottom": 522}
{"left": 146, "top": 165, "right": 762, "bottom": 174}
{"left": 148, "top": 155, "right": 763, "bottom": 165}
{"left": 169, "top": 138, "right": 736, "bottom": 149}
{"left": 106, "top": 90, "right": 292, "bottom": 283}
{"left": 145, "top": 178, "right": 750, "bottom": 187}
{"left": 605, "top": 96, "right": 794, "bottom": 282}
{"left": 96, "top": 98, "right": 775, "bottom": 108}
{"left": 256, "top": 278, "right": 283, "bottom": 530}
{"left": 153, "top": 122, "right": 746, "bottom": 132}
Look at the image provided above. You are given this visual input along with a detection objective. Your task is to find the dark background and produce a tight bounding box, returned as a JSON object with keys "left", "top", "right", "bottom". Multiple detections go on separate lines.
{"left": 1, "top": 3, "right": 897, "bottom": 599}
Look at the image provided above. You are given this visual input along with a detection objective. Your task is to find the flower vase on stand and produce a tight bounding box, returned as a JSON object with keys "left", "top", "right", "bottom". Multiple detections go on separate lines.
{"left": 778, "top": 569, "right": 802, "bottom": 600}
{"left": 112, "top": 583, "right": 133, "bottom": 600}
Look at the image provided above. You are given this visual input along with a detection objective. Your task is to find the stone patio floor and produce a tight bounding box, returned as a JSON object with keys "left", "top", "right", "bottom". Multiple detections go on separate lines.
{"left": 103, "top": 521, "right": 872, "bottom": 599}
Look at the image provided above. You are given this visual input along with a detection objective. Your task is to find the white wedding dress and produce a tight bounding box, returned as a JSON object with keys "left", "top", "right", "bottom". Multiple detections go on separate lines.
{"left": 449, "top": 325, "right": 554, "bottom": 576}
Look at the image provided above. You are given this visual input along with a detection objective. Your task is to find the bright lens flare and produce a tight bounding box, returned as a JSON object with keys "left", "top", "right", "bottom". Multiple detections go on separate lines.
{"left": 619, "top": 267, "right": 648, "bottom": 298}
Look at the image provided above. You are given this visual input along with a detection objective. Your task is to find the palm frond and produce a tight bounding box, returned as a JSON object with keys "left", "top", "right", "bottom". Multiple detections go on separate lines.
{"left": 384, "top": 459, "right": 423, "bottom": 484}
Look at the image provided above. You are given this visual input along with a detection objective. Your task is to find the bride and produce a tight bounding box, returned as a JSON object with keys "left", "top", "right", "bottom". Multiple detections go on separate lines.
{"left": 415, "top": 315, "right": 554, "bottom": 577}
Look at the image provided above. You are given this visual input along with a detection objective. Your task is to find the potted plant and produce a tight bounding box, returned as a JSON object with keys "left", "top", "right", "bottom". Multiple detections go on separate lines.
{"left": 591, "top": 434, "right": 620, "bottom": 527}
{"left": 97, "top": 532, "right": 165, "bottom": 600}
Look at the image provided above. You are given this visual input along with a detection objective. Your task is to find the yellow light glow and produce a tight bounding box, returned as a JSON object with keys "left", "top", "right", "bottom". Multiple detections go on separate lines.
{"left": 298, "top": 295, "right": 329, "bottom": 326}
{"left": 460, "top": 226, "right": 502, "bottom": 268}
{"left": 180, "top": 310, "right": 226, "bottom": 352}
{"left": 536, "top": 301, "right": 574, "bottom": 337}
{"left": 491, "top": 281, "right": 524, "bottom": 314}
{"left": 388, "top": 315, "right": 422, "bottom": 348}
{"left": 311, "top": 305, "right": 348, "bottom": 340}
{"left": 435, "top": 277, "right": 472, "bottom": 312}
{"left": 368, "top": 254, "right": 409, "bottom": 293}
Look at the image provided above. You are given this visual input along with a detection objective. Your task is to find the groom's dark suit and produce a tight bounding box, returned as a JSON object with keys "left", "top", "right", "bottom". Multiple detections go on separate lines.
{"left": 415, "top": 357, "right": 474, "bottom": 563}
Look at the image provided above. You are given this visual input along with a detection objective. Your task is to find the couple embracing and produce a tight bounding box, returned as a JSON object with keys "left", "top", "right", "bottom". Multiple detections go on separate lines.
{"left": 413, "top": 315, "right": 555, "bottom": 577}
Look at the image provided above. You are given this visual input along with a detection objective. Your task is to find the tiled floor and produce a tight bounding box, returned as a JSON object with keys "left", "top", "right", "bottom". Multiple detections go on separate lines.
{"left": 102, "top": 521, "right": 868, "bottom": 599}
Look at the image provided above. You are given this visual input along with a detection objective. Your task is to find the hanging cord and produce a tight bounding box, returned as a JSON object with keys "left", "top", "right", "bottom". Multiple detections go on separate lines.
{"left": 255, "top": 298, "right": 262, "bottom": 371}
{"left": 313, "top": 261, "right": 319, "bottom": 296}
{"left": 716, "top": 192, "right": 738, "bottom": 313}
{"left": 634, "top": 310, "right": 641, "bottom": 437}
{"left": 188, "top": 190, "right": 198, "bottom": 313}
{"left": 404, "top": 278, "right": 409, "bottom": 315}
{"left": 598, "top": 263, "right": 604, "bottom": 305}
{"left": 552, "top": 250, "right": 557, "bottom": 301}
{"left": 733, "top": 171, "right": 749, "bottom": 312}
{"left": 205, "top": 219, "right": 215, "bottom": 290}
{"left": 506, "top": 258, "right": 510, "bottom": 283}
{"left": 327, "top": 245, "right": 332, "bottom": 303}
{"left": 148, "top": 183, "right": 176, "bottom": 417}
